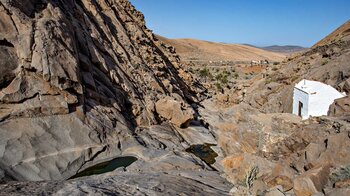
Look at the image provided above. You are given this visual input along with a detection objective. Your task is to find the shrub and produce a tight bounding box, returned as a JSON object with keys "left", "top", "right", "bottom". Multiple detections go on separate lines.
{"left": 245, "top": 166, "right": 259, "bottom": 188}
{"left": 222, "top": 77, "right": 228, "bottom": 84}
{"left": 199, "top": 68, "right": 212, "bottom": 78}
{"left": 222, "top": 70, "right": 231, "bottom": 76}
{"left": 215, "top": 72, "right": 229, "bottom": 84}
{"left": 215, "top": 73, "right": 223, "bottom": 81}
{"left": 330, "top": 165, "right": 350, "bottom": 185}
{"left": 321, "top": 60, "right": 329, "bottom": 66}
{"left": 215, "top": 83, "right": 223, "bottom": 91}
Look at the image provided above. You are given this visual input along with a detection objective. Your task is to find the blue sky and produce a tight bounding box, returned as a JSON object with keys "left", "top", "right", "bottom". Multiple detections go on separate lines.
{"left": 129, "top": 0, "right": 350, "bottom": 47}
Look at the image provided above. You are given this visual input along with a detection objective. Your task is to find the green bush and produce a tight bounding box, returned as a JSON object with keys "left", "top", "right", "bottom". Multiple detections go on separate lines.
{"left": 222, "top": 70, "right": 231, "bottom": 76}
{"left": 199, "top": 68, "right": 212, "bottom": 79}
{"left": 330, "top": 165, "right": 350, "bottom": 185}
{"left": 215, "top": 73, "right": 222, "bottom": 80}
{"left": 215, "top": 83, "right": 223, "bottom": 91}
{"left": 215, "top": 73, "right": 229, "bottom": 84}
{"left": 321, "top": 60, "right": 329, "bottom": 66}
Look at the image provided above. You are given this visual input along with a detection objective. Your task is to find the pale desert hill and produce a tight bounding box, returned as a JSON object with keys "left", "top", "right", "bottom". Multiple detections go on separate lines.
{"left": 157, "top": 35, "right": 286, "bottom": 62}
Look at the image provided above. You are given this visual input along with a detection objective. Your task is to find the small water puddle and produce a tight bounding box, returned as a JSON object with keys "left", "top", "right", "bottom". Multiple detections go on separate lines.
{"left": 70, "top": 156, "right": 137, "bottom": 179}
{"left": 186, "top": 143, "right": 218, "bottom": 165}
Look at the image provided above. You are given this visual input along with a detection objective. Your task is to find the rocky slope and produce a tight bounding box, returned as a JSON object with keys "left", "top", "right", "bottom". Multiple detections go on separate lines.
{"left": 256, "top": 45, "right": 307, "bottom": 55}
{"left": 244, "top": 20, "right": 350, "bottom": 114}
{"left": 157, "top": 35, "right": 286, "bottom": 62}
{"left": 0, "top": 170, "right": 232, "bottom": 195}
{"left": 0, "top": 0, "right": 228, "bottom": 188}
{"left": 313, "top": 20, "right": 350, "bottom": 48}
{"left": 197, "top": 19, "right": 350, "bottom": 196}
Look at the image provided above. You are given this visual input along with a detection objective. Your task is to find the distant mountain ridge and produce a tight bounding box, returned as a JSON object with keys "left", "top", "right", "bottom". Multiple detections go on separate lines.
{"left": 244, "top": 44, "right": 307, "bottom": 54}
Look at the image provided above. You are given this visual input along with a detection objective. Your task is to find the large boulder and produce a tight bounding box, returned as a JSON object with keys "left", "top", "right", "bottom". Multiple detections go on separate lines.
{"left": 300, "top": 132, "right": 350, "bottom": 169}
{"left": 221, "top": 153, "right": 294, "bottom": 186}
{"left": 293, "top": 164, "right": 330, "bottom": 196}
{"left": 155, "top": 96, "right": 195, "bottom": 128}
{"left": 328, "top": 97, "right": 350, "bottom": 117}
{"left": 326, "top": 188, "right": 350, "bottom": 196}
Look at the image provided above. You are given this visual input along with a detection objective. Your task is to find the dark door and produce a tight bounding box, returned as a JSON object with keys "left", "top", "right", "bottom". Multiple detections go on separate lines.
{"left": 298, "top": 101, "right": 303, "bottom": 117}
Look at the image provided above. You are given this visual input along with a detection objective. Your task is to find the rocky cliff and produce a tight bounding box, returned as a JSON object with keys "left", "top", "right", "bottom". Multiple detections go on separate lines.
{"left": 0, "top": 0, "right": 209, "bottom": 182}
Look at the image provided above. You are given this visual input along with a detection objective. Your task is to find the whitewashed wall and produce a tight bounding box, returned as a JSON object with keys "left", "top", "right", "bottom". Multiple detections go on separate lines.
{"left": 293, "top": 80, "right": 346, "bottom": 119}
{"left": 308, "top": 87, "right": 345, "bottom": 118}
{"left": 292, "top": 88, "right": 309, "bottom": 119}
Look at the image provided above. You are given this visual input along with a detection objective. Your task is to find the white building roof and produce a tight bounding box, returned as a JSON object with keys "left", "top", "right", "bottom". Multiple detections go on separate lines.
{"left": 293, "top": 79, "right": 346, "bottom": 119}
{"left": 295, "top": 79, "right": 345, "bottom": 96}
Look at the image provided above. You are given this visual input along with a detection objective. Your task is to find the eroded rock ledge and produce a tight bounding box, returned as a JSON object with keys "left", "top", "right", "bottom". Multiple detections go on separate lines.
{"left": 0, "top": 0, "right": 206, "bottom": 182}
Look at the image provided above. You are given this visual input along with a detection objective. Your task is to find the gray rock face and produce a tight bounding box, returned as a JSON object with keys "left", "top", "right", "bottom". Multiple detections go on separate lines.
{"left": 0, "top": 114, "right": 129, "bottom": 181}
{"left": 0, "top": 170, "right": 232, "bottom": 195}
{"left": 0, "top": 44, "right": 17, "bottom": 89}
{"left": 0, "top": 0, "right": 207, "bottom": 183}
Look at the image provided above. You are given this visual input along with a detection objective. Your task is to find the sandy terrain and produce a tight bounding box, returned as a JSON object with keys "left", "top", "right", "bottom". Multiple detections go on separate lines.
{"left": 157, "top": 35, "right": 286, "bottom": 62}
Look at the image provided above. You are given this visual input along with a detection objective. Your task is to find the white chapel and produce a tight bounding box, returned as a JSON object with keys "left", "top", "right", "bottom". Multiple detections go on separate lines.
{"left": 292, "top": 79, "right": 346, "bottom": 119}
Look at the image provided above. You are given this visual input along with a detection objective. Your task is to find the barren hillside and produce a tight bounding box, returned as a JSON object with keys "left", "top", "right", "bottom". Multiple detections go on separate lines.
{"left": 157, "top": 36, "right": 286, "bottom": 62}
{"left": 258, "top": 45, "right": 307, "bottom": 55}
{"left": 313, "top": 20, "right": 350, "bottom": 48}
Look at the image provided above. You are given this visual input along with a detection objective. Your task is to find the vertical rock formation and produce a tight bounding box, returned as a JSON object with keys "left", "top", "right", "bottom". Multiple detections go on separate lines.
{"left": 0, "top": 0, "right": 203, "bottom": 181}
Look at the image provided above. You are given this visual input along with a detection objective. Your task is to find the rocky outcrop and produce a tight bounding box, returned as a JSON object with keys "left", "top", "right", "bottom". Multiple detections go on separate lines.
{"left": 328, "top": 96, "right": 350, "bottom": 117}
{"left": 293, "top": 165, "right": 330, "bottom": 196}
{"left": 200, "top": 97, "right": 350, "bottom": 195}
{"left": 155, "top": 96, "right": 195, "bottom": 128}
{"left": 313, "top": 20, "right": 350, "bottom": 48}
{"left": 0, "top": 0, "right": 205, "bottom": 182}
{"left": 0, "top": 170, "right": 233, "bottom": 195}
{"left": 221, "top": 153, "right": 293, "bottom": 185}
